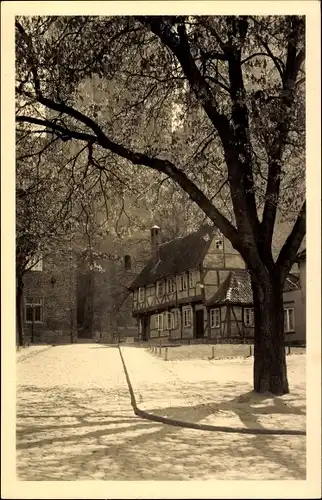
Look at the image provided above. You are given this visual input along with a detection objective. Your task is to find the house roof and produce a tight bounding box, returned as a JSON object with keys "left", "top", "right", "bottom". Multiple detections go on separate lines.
{"left": 284, "top": 273, "right": 301, "bottom": 291}
{"left": 296, "top": 248, "right": 306, "bottom": 262}
{"left": 206, "top": 270, "right": 300, "bottom": 306}
{"left": 128, "top": 224, "right": 216, "bottom": 290}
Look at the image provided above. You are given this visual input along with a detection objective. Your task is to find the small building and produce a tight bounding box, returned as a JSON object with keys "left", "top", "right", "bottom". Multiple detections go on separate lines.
{"left": 129, "top": 225, "right": 305, "bottom": 345}
{"left": 205, "top": 270, "right": 304, "bottom": 344}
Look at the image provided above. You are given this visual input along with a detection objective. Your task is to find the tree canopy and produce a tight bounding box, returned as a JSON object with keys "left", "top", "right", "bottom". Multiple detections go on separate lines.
{"left": 15, "top": 15, "right": 306, "bottom": 394}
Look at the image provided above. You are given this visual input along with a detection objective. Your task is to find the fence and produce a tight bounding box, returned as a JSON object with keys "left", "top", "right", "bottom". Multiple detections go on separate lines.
{"left": 147, "top": 340, "right": 304, "bottom": 362}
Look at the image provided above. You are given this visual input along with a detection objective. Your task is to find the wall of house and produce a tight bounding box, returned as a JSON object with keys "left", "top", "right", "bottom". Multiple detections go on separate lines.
{"left": 23, "top": 248, "right": 77, "bottom": 344}
{"left": 143, "top": 305, "right": 197, "bottom": 341}
{"left": 203, "top": 235, "right": 245, "bottom": 269}
{"left": 132, "top": 269, "right": 201, "bottom": 312}
{"left": 229, "top": 306, "right": 244, "bottom": 337}
{"left": 181, "top": 305, "right": 194, "bottom": 338}
{"left": 203, "top": 269, "right": 219, "bottom": 301}
{"left": 203, "top": 269, "right": 232, "bottom": 302}
{"left": 283, "top": 289, "right": 305, "bottom": 344}
{"left": 299, "top": 260, "right": 306, "bottom": 302}
{"left": 148, "top": 307, "right": 183, "bottom": 340}
{"left": 205, "top": 296, "right": 305, "bottom": 344}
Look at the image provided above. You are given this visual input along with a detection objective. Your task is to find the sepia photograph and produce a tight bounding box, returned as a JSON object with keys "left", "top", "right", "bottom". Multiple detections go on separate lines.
{"left": 1, "top": 1, "right": 321, "bottom": 498}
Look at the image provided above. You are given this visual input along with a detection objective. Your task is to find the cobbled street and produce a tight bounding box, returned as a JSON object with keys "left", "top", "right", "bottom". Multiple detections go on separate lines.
{"left": 16, "top": 344, "right": 306, "bottom": 481}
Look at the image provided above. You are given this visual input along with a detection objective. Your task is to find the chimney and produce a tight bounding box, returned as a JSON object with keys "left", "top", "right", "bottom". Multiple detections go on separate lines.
{"left": 151, "top": 225, "right": 161, "bottom": 258}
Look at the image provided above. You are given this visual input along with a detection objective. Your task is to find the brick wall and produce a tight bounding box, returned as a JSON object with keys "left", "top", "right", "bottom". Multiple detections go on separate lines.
{"left": 23, "top": 245, "right": 77, "bottom": 344}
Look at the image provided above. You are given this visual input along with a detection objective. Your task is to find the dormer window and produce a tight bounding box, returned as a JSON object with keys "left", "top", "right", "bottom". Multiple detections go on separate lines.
{"left": 215, "top": 239, "right": 223, "bottom": 250}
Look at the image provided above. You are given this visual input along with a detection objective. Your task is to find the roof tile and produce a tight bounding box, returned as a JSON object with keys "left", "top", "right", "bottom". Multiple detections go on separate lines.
{"left": 129, "top": 224, "right": 216, "bottom": 290}
{"left": 206, "top": 270, "right": 300, "bottom": 306}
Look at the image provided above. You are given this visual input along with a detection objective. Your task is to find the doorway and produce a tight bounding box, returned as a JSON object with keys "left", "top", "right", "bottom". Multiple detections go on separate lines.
{"left": 195, "top": 309, "right": 204, "bottom": 338}
{"left": 141, "top": 317, "right": 150, "bottom": 341}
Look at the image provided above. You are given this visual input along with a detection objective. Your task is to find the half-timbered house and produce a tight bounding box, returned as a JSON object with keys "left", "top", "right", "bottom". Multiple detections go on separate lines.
{"left": 205, "top": 270, "right": 304, "bottom": 343}
{"left": 129, "top": 225, "right": 305, "bottom": 344}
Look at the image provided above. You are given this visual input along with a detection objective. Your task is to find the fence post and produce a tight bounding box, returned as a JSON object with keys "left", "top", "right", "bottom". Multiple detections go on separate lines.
{"left": 211, "top": 345, "right": 215, "bottom": 359}
{"left": 249, "top": 345, "right": 252, "bottom": 357}
{"left": 159, "top": 345, "right": 162, "bottom": 356}
{"left": 165, "top": 347, "right": 168, "bottom": 361}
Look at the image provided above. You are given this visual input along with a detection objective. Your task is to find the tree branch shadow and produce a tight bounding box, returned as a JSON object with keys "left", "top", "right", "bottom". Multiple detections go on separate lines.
{"left": 17, "top": 384, "right": 306, "bottom": 480}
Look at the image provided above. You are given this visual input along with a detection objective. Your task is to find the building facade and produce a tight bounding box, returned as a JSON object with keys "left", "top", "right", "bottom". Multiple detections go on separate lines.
{"left": 22, "top": 245, "right": 77, "bottom": 344}
{"left": 129, "top": 225, "right": 306, "bottom": 345}
{"left": 22, "top": 246, "right": 136, "bottom": 344}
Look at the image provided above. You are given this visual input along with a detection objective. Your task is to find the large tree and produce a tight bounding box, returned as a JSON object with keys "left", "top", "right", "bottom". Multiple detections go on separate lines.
{"left": 15, "top": 15, "right": 305, "bottom": 394}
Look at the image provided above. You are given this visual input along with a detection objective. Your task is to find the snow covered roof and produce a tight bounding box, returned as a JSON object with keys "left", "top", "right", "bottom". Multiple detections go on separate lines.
{"left": 206, "top": 270, "right": 300, "bottom": 306}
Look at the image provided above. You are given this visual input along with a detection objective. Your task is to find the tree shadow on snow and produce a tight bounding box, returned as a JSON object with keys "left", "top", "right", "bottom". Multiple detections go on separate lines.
{"left": 16, "top": 385, "right": 306, "bottom": 480}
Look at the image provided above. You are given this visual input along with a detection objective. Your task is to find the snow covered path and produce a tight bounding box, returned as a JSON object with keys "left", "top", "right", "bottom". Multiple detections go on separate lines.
{"left": 16, "top": 344, "right": 306, "bottom": 480}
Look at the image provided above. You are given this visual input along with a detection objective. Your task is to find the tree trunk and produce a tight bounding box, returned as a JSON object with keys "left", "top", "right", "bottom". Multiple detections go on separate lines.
{"left": 251, "top": 274, "right": 289, "bottom": 395}
{"left": 16, "top": 277, "right": 25, "bottom": 347}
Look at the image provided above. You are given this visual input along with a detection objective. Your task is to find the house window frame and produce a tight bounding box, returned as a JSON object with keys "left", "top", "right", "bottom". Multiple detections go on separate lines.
{"left": 157, "top": 280, "right": 164, "bottom": 297}
{"left": 164, "top": 311, "right": 174, "bottom": 330}
{"left": 138, "top": 287, "right": 145, "bottom": 303}
{"left": 284, "top": 307, "right": 295, "bottom": 333}
{"left": 25, "top": 297, "right": 44, "bottom": 323}
{"left": 173, "top": 309, "right": 179, "bottom": 328}
{"left": 210, "top": 308, "right": 220, "bottom": 328}
{"left": 179, "top": 273, "right": 187, "bottom": 291}
{"left": 155, "top": 313, "right": 163, "bottom": 331}
{"left": 166, "top": 277, "right": 175, "bottom": 294}
{"left": 244, "top": 307, "right": 254, "bottom": 327}
{"left": 188, "top": 270, "right": 195, "bottom": 289}
{"left": 183, "top": 307, "right": 192, "bottom": 328}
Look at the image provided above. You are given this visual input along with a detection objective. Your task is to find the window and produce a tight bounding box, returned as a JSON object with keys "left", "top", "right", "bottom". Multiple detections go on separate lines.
{"left": 284, "top": 308, "right": 295, "bottom": 332}
{"left": 28, "top": 253, "right": 43, "bottom": 271}
{"left": 124, "top": 255, "right": 131, "bottom": 270}
{"left": 146, "top": 285, "right": 155, "bottom": 297}
{"left": 172, "top": 309, "right": 180, "bottom": 328}
{"left": 157, "top": 280, "right": 164, "bottom": 296}
{"left": 163, "top": 312, "right": 174, "bottom": 330}
{"left": 166, "top": 278, "right": 175, "bottom": 294}
{"left": 244, "top": 308, "right": 254, "bottom": 327}
{"left": 215, "top": 239, "right": 223, "bottom": 250}
{"left": 138, "top": 287, "right": 145, "bottom": 303}
{"left": 179, "top": 274, "right": 187, "bottom": 291}
{"left": 188, "top": 271, "right": 195, "bottom": 289}
{"left": 25, "top": 297, "right": 43, "bottom": 323}
{"left": 157, "top": 313, "right": 163, "bottom": 331}
{"left": 210, "top": 309, "right": 220, "bottom": 328}
{"left": 183, "top": 307, "right": 192, "bottom": 328}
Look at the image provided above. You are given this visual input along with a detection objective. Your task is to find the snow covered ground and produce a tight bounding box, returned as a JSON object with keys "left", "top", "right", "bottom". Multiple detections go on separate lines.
{"left": 122, "top": 347, "right": 306, "bottom": 433}
{"left": 16, "top": 344, "right": 306, "bottom": 481}
{"left": 16, "top": 344, "right": 52, "bottom": 362}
